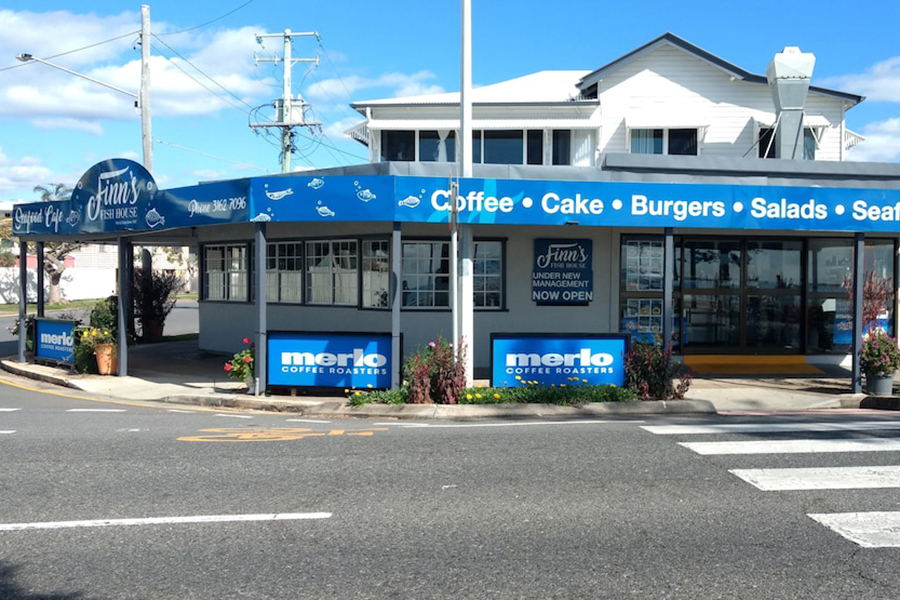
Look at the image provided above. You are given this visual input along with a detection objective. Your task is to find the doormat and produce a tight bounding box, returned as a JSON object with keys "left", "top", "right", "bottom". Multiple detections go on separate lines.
{"left": 683, "top": 355, "right": 824, "bottom": 376}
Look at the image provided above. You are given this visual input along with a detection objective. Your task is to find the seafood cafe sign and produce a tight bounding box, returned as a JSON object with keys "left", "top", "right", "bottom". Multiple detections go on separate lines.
{"left": 12, "top": 158, "right": 250, "bottom": 236}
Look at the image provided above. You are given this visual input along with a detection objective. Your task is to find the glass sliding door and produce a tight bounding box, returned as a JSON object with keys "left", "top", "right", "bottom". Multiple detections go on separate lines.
{"left": 679, "top": 238, "right": 802, "bottom": 354}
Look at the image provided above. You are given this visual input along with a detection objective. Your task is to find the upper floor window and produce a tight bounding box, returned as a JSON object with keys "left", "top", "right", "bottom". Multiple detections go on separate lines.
{"left": 631, "top": 128, "right": 698, "bottom": 156}
{"left": 758, "top": 127, "right": 817, "bottom": 160}
{"left": 381, "top": 129, "right": 574, "bottom": 165}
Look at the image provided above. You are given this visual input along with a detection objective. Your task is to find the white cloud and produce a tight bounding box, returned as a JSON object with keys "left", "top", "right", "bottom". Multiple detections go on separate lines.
{"left": 846, "top": 117, "right": 900, "bottom": 162}
{"left": 31, "top": 118, "right": 104, "bottom": 136}
{"left": 307, "top": 70, "right": 444, "bottom": 103}
{"left": 0, "top": 148, "right": 65, "bottom": 198}
{"left": 819, "top": 56, "right": 900, "bottom": 103}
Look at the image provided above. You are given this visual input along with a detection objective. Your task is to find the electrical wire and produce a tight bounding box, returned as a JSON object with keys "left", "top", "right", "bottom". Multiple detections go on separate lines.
{"left": 151, "top": 34, "right": 256, "bottom": 113}
{"left": 155, "top": 0, "right": 256, "bottom": 36}
{"left": 0, "top": 30, "right": 139, "bottom": 73}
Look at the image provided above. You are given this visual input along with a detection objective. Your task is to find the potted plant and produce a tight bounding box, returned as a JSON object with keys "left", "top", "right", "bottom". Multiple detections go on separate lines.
{"left": 132, "top": 268, "right": 182, "bottom": 342}
{"left": 76, "top": 325, "right": 118, "bottom": 375}
{"left": 860, "top": 329, "right": 900, "bottom": 395}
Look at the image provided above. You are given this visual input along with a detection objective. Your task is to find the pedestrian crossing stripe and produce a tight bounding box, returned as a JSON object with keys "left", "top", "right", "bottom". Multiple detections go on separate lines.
{"left": 642, "top": 421, "right": 900, "bottom": 435}
{"left": 679, "top": 438, "right": 900, "bottom": 455}
{"left": 731, "top": 466, "right": 900, "bottom": 490}
{"left": 808, "top": 512, "right": 900, "bottom": 548}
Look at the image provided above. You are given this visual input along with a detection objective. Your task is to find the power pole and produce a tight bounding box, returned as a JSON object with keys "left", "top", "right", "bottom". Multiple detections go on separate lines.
{"left": 251, "top": 29, "right": 321, "bottom": 173}
{"left": 140, "top": 4, "right": 153, "bottom": 172}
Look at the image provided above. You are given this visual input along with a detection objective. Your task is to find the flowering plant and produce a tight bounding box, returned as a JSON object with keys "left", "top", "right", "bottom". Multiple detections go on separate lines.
{"left": 77, "top": 326, "right": 118, "bottom": 355}
{"left": 224, "top": 337, "right": 255, "bottom": 382}
{"left": 860, "top": 329, "right": 900, "bottom": 376}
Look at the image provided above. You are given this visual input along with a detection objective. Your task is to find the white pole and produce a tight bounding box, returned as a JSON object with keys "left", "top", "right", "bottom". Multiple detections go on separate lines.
{"left": 140, "top": 5, "right": 153, "bottom": 172}
{"left": 458, "top": 0, "right": 474, "bottom": 385}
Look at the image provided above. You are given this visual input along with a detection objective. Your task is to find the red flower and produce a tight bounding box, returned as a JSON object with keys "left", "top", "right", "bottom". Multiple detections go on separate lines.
{"left": 223, "top": 363, "right": 232, "bottom": 372}
{"left": 243, "top": 356, "right": 252, "bottom": 363}
{"left": 243, "top": 337, "right": 251, "bottom": 345}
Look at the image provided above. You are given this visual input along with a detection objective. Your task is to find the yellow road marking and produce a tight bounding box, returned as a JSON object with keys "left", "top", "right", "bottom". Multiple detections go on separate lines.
{"left": 0, "top": 375, "right": 249, "bottom": 414}
{"left": 178, "top": 427, "right": 388, "bottom": 442}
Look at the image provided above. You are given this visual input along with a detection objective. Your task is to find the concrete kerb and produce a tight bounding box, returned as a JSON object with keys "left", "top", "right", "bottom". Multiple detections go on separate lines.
{"left": 0, "top": 356, "right": 719, "bottom": 417}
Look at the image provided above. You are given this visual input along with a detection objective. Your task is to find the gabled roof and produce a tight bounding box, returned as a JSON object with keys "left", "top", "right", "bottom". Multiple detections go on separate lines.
{"left": 577, "top": 32, "right": 864, "bottom": 106}
{"left": 351, "top": 70, "right": 592, "bottom": 113}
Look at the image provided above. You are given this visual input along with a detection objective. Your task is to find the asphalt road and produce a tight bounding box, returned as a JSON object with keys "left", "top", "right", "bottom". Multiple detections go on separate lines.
{"left": 0, "top": 300, "right": 199, "bottom": 358}
{"left": 0, "top": 376, "right": 899, "bottom": 599}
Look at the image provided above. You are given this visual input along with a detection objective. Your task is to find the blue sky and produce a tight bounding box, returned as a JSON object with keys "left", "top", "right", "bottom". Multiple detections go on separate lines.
{"left": 2, "top": 0, "right": 899, "bottom": 201}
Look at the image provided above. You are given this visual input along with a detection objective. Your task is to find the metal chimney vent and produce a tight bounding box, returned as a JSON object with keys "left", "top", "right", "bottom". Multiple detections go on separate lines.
{"left": 766, "top": 47, "right": 816, "bottom": 159}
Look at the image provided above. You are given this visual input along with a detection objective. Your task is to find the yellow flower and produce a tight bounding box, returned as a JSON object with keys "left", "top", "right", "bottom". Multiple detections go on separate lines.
{"left": 475, "top": 393, "right": 482, "bottom": 398}
{"left": 466, "top": 394, "right": 473, "bottom": 399}
{"left": 344, "top": 389, "right": 349, "bottom": 393}
{"left": 493, "top": 393, "right": 500, "bottom": 399}
{"left": 354, "top": 391, "right": 360, "bottom": 396}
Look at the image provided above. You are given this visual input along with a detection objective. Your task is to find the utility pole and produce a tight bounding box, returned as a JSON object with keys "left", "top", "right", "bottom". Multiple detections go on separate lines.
{"left": 140, "top": 4, "right": 153, "bottom": 172}
{"left": 251, "top": 29, "right": 321, "bottom": 173}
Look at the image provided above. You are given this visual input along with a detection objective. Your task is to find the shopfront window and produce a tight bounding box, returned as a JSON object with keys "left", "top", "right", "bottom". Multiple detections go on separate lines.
{"left": 204, "top": 244, "right": 248, "bottom": 302}
{"left": 807, "top": 238, "right": 895, "bottom": 352}
{"left": 266, "top": 242, "right": 302, "bottom": 303}
{"left": 362, "top": 240, "right": 390, "bottom": 308}
{"left": 305, "top": 240, "right": 358, "bottom": 305}
{"left": 401, "top": 240, "right": 504, "bottom": 309}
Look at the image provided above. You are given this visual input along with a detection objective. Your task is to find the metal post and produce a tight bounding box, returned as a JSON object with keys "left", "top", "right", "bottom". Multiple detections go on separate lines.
{"left": 117, "top": 238, "right": 131, "bottom": 376}
{"left": 852, "top": 232, "right": 864, "bottom": 393}
{"left": 17, "top": 241, "right": 28, "bottom": 363}
{"left": 391, "top": 222, "right": 402, "bottom": 388}
{"left": 36, "top": 242, "right": 45, "bottom": 317}
{"left": 254, "top": 223, "right": 268, "bottom": 396}
{"left": 663, "top": 228, "right": 674, "bottom": 348}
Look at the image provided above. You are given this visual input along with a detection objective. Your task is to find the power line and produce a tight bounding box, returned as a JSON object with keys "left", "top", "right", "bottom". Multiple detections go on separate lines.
{"left": 156, "top": 0, "right": 256, "bottom": 36}
{"left": 0, "top": 30, "right": 139, "bottom": 73}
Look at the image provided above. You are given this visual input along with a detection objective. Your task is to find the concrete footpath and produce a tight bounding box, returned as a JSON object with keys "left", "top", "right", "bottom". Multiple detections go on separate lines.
{"left": 0, "top": 339, "right": 889, "bottom": 418}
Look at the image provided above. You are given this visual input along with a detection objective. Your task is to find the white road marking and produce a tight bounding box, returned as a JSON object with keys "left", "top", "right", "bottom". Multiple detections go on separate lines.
{"left": 679, "top": 438, "right": 900, "bottom": 455}
{"left": 0, "top": 512, "right": 332, "bottom": 532}
{"left": 0, "top": 431, "right": 14, "bottom": 435}
{"left": 401, "top": 420, "right": 645, "bottom": 429}
{"left": 808, "top": 512, "right": 900, "bottom": 548}
{"left": 66, "top": 409, "right": 127, "bottom": 413}
{"left": 0, "top": 408, "right": 21, "bottom": 412}
{"left": 214, "top": 414, "right": 253, "bottom": 419}
{"left": 167, "top": 409, "right": 194, "bottom": 413}
{"left": 286, "top": 418, "right": 331, "bottom": 424}
{"left": 731, "top": 466, "right": 900, "bottom": 490}
{"left": 643, "top": 421, "right": 900, "bottom": 435}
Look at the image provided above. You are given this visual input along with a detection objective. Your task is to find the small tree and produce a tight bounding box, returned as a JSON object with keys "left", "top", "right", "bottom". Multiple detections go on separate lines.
{"left": 843, "top": 271, "right": 894, "bottom": 332}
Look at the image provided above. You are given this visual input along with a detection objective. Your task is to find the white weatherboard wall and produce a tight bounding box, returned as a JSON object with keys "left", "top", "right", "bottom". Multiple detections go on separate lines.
{"left": 0, "top": 267, "right": 116, "bottom": 304}
{"left": 597, "top": 45, "right": 846, "bottom": 160}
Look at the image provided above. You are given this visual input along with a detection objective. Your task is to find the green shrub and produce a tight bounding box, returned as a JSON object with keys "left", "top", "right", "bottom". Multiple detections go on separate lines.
{"left": 403, "top": 336, "right": 466, "bottom": 404}
{"left": 624, "top": 341, "right": 692, "bottom": 400}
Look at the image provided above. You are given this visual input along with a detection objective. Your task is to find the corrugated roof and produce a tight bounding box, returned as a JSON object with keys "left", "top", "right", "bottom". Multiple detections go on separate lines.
{"left": 351, "top": 70, "right": 592, "bottom": 110}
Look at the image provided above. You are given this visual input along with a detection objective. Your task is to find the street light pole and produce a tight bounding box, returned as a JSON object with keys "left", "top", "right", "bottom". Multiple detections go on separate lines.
{"left": 15, "top": 4, "right": 153, "bottom": 172}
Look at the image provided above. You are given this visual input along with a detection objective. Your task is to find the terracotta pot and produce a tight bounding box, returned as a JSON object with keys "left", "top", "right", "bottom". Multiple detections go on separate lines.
{"left": 94, "top": 343, "right": 118, "bottom": 375}
{"left": 142, "top": 319, "right": 164, "bottom": 342}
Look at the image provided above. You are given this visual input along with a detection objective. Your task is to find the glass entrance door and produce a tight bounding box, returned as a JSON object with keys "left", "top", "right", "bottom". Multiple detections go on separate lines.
{"left": 680, "top": 238, "right": 803, "bottom": 354}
